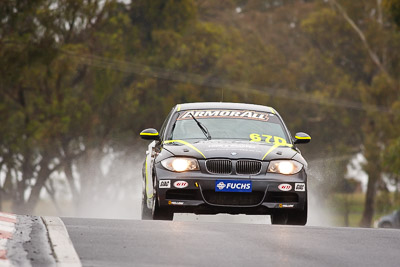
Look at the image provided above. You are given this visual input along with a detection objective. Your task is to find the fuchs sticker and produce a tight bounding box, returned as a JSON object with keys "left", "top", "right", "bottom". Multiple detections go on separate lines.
{"left": 295, "top": 183, "right": 305, "bottom": 191}
{"left": 174, "top": 181, "right": 188, "bottom": 188}
{"left": 278, "top": 184, "right": 292, "bottom": 191}
{"left": 178, "top": 110, "right": 269, "bottom": 122}
{"left": 216, "top": 181, "right": 226, "bottom": 190}
{"left": 159, "top": 180, "right": 170, "bottom": 188}
{"left": 215, "top": 180, "right": 252, "bottom": 192}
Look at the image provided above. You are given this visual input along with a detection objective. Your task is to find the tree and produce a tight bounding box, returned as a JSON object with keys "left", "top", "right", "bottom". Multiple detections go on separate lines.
{"left": 326, "top": 0, "right": 400, "bottom": 227}
{"left": 384, "top": 0, "right": 400, "bottom": 27}
{"left": 0, "top": 0, "right": 138, "bottom": 213}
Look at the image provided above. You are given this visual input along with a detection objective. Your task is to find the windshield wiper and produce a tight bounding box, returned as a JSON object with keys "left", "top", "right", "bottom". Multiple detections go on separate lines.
{"left": 189, "top": 113, "right": 211, "bottom": 140}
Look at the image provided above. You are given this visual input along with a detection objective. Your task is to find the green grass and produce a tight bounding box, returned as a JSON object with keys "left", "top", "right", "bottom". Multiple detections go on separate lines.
{"left": 328, "top": 192, "right": 400, "bottom": 227}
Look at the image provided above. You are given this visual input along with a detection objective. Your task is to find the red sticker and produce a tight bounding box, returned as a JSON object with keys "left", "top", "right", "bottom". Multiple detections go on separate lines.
{"left": 174, "top": 181, "right": 189, "bottom": 188}
{"left": 278, "top": 184, "right": 292, "bottom": 191}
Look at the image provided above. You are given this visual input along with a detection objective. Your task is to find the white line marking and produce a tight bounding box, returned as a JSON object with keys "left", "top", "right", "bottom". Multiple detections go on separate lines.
{"left": 0, "top": 214, "right": 16, "bottom": 220}
{"left": 0, "top": 239, "right": 7, "bottom": 247}
{"left": 0, "top": 225, "right": 14, "bottom": 234}
{"left": 42, "top": 217, "right": 81, "bottom": 267}
{"left": 0, "top": 214, "right": 16, "bottom": 267}
{"left": 0, "top": 222, "right": 14, "bottom": 229}
{"left": 0, "top": 260, "right": 12, "bottom": 267}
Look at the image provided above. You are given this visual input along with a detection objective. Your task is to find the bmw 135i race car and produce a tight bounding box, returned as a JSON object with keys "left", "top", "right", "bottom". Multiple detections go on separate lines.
{"left": 140, "top": 102, "right": 311, "bottom": 225}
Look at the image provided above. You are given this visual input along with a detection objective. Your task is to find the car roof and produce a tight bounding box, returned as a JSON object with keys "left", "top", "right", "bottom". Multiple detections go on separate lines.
{"left": 177, "top": 102, "right": 276, "bottom": 113}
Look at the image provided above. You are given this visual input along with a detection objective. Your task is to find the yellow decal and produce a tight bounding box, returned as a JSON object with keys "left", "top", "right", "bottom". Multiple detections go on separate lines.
{"left": 145, "top": 159, "right": 153, "bottom": 198}
{"left": 263, "top": 135, "right": 273, "bottom": 143}
{"left": 250, "top": 133, "right": 262, "bottom": 142}
{"left": 295, "top": 135, "right": 311, "bottom": 140}
{"left": 274, "top": 136, "right": 288, "bottom": 145}
{"left": 250, "top": 133, "right": 293, "bottom": 160}
{"left": 177, "top": 104, "right": 181, "bottom": 111}
{"left": 250, "top": 134, "right": 292, "bottom": 147}
{"left": 163, "top": 140, "right": 206, "bottom": 159}
{"left": 262, "top": 143, "right": 280, "bottom": 160}
{"left": 140, "top": 132, "right": 158, "bottom": 136}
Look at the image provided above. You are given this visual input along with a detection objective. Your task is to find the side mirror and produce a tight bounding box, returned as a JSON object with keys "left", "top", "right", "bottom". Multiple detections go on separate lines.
{"left": 294, "top": 132, "right": 311, "bottom": 144}
{"left": 140, "top": 128, "right": 160, "bottom": 140}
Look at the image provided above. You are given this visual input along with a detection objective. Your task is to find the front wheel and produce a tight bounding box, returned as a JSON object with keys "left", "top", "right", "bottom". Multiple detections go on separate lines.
{"left": 141, "top": 171, "right": 152, "bottom": 220}
{"left": 142, "top": 188, "right": 173, "bottom": 220}
{"left": 141, "top": 198, "right": 153, "bottom": 220}
{"left": 152, "top": 197, "right": 174, "bottom": 220}
{"left": 271, "top": 202, "right": 307, "bottom": 226}
{"left": 151, "top": 183, "right": 173, "bottom": 221}
{"left": 286, "top": 205, "right": 308, "bottom": 225}
{"left": 270, "top": 211, "right": 288, "bottom": 225}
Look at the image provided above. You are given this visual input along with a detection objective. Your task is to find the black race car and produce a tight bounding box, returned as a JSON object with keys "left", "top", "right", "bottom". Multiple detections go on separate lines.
{"left": 140, "top": 102, "right": 311, "bottom": 225}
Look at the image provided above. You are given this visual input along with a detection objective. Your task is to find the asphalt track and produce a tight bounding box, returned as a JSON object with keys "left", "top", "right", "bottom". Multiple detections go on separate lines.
{"left": 62, "top": 218, "right": 400, "bottom": 267}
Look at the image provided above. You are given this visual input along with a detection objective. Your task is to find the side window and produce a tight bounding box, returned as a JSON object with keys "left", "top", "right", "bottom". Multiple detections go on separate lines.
{"left": 164, "top": 112, "right": 181, "bottom": 141}
{"left": 159, "top": 108, "right": 174, "bottom": 140}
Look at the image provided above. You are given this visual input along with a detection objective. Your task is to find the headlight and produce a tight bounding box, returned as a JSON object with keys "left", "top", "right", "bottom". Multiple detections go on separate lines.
{"left": 267, "top": 160, "right": 303, "bottom": 175}
{"left": 161, "top": 157, "right": 200, "bottom": 172}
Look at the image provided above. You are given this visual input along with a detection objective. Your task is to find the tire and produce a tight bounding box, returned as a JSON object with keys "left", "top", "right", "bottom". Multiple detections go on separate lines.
{"left": 380, "top": 222, "right": 392, "bottom": 228}
{"left": 287, "top": 204, "right": 308, "bottom": 225}
{"left": 142, "top": 179, "right": 173, "bottom": 221}
{"left": 271, "top": 202, "right": 308, "bottom": 226}
{"left": 141, "top": 198, "right": 153, "bottom": 220}
{"left": 151, "top": 179, "right": 173, "bottom": 220}
{"left": 271, "top": 211, "right": 288, "bottom": 225}
{"left": 141, "top": 164, "right": 152, "bottom": 220}
{"left": 141, "top": 160, "right": 173, "bottom": 221}
{"left": 152, "top": 197, "right": 174, "bottom": 221}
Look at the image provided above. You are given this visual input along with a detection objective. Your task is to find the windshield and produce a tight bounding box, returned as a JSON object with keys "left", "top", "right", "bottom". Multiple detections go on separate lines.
{"left": 170, "top": 109, "right": 289, "bottom": 144}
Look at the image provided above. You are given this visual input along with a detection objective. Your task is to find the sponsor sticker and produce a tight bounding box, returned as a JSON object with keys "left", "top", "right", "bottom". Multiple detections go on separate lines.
{"left": 278, "top": 204, "right": 294, "bottom": 208}
{"left": 282, "top": 204, "right": 294, "bottom": 208}
{"left": 168, "top": 201, "right": 184, "bottom": 205}
{"left": 216, "top": 181, "right": 226, "bottom": 190}
{"left": 178, "top": 110, "right": 269, "bottom": 122}
{"left": 278, "top": 184, "right": 292, "bottom": 191}
{"left": 215, "top": 180, "right": 252, "bottom": 192}
{"left": 159, "top": 180, "right": 171, "bottom": 188}
{"left": 295, "top": 183, "right": 305, "bottom": 191}
{"left": 174, "top": 181, "right": 189, "bottom": 188}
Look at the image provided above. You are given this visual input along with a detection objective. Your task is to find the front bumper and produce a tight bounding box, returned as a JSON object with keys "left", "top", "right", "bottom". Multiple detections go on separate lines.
{"left": 154, "top": 166, "right": 307, "bottom": 215}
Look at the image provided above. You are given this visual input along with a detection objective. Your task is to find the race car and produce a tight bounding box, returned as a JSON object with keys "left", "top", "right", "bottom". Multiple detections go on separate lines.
{"left": 140, "top": 102, "right": 311, "bottom": 225}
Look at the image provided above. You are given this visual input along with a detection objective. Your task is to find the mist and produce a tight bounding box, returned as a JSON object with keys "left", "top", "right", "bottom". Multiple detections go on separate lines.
{"left": 29, "top": 148, "right": 343, "bottom": 228}
{"left": 32, "top": 149, "right": 144, "bottom": 220}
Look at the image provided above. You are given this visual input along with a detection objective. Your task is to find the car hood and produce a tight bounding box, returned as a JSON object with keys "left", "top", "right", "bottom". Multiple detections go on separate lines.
{"left": 162, "top": 139, "right": 298, "bottom": 161}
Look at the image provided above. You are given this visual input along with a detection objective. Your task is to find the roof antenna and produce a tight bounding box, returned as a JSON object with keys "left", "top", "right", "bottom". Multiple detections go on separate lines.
{"left": 220, "top": 87, "right": 224, "bottom": 102}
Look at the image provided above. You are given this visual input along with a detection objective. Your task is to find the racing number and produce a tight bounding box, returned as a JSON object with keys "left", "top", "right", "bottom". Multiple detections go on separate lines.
{"left": 250, "top": 133, "right": 288, "bottom": 146}
{"left": 249, "top": 133, "right": 262, "bottom": 142}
